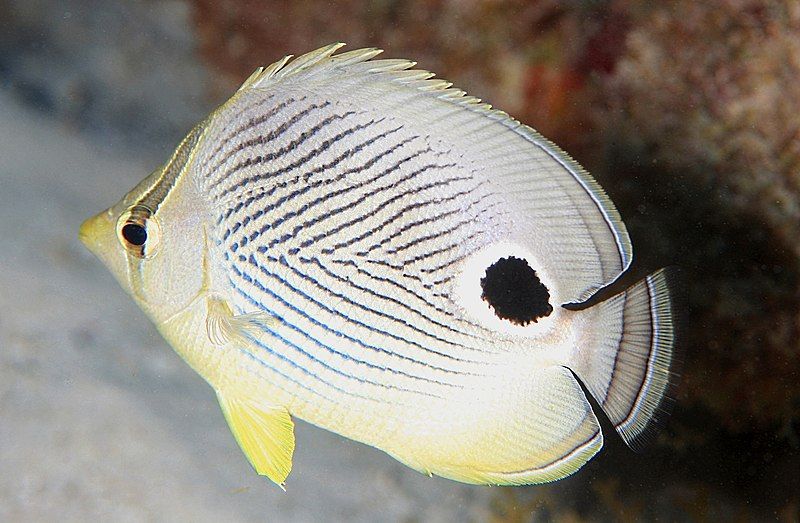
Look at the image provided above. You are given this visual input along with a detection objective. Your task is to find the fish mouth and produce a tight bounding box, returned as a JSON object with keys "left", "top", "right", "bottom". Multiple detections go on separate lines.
{"left": 79, "top": 209, "right": 114, "bottom": 256}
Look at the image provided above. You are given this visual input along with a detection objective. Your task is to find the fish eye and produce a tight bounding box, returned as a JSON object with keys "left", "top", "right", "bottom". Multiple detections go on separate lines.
{"left": 122, "top": 223, "right": 147, "bottom": 246}
{"left": 117, "top": 206, "right": 160, "bottom": 258}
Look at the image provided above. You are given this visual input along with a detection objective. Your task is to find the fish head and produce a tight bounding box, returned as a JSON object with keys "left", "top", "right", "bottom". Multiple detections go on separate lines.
{"left": 80, "top": 164, "right": 207, "bottom": 322}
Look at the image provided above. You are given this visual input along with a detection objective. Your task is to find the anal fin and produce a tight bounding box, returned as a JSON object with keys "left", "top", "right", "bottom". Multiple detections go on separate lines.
{"left": 217, "top": 391, "right": 295, "bottom": 489}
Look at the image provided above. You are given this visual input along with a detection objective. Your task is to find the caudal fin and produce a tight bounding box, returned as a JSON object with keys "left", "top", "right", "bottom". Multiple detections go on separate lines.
{"left": 570, "top": 269, "right": 678, "bottom": 451}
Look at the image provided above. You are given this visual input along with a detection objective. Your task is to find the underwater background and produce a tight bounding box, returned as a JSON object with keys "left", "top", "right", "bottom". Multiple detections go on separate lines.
{"left": 1, "top": 0, "right": 797, "bottom": 520}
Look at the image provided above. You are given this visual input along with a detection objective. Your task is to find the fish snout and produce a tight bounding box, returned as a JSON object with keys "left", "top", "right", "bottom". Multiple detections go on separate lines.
{"left": 79, "top": 209, "right": 115, "bottom": 255}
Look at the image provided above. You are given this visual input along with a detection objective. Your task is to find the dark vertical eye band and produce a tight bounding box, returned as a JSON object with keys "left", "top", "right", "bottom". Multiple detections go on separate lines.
{"left": 117, "top": 205, "right": 160, "bottom": 258}
{"left": 122, "top": 223, "right": 147, "bottom": 246}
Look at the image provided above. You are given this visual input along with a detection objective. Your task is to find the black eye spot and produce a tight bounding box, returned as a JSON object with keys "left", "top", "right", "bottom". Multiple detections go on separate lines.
{"left": 122, "top": 223, "right": 147, "bottom": 246}
{"left": 480, "top": 256, "right": 553, "bottom": 326}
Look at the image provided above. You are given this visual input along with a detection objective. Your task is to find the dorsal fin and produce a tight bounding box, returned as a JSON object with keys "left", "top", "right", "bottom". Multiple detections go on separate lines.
{"left": 233, "top": 43, "right": 633, "bottom": 301}
{"left": 239, "top": 44, "right": 632, "bottom": 298}
{"left": 245, "top": 42, "right": 346, "bottom": 89}
{"left": 244, "top": 43, "right": 495, "bottom": 112}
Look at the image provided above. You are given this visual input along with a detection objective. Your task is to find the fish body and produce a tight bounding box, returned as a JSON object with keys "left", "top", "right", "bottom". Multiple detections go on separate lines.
{"left": 80, "top": 44, "right": 676, "bottom": 487}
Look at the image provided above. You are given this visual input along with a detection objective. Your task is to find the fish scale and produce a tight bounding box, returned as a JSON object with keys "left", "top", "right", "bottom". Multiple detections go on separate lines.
{"left": 204, "top": 103, "right": 507, "bottom": 367}
{"left": 81, "top": 43, "right": 678, "bottom": 487}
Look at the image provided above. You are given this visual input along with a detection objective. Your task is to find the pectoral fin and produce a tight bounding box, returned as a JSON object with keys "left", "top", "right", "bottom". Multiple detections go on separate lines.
{"left": 206, "top": 297, "right": 277, "bottom": 346}
{"left": 217, "top": 391, "right": 295, "bottom": 489}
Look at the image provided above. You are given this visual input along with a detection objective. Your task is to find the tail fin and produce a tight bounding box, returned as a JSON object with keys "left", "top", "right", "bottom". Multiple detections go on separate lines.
{"left": 570, "top": 269, "right": 678, "bottom": 451}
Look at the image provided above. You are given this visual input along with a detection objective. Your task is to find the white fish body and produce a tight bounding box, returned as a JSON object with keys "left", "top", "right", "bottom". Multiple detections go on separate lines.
{"left": 80, "top": 44, "right": 676, "bottom": 487}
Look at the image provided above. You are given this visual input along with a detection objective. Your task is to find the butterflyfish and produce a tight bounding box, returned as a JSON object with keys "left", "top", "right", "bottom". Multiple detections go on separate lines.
{"left": 80, "top": 43, "right": 677, "bottom": 488}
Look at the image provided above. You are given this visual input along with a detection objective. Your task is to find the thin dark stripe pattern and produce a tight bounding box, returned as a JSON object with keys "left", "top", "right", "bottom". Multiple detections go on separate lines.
{"left": 229, "top": 268, "right": 447, "bottom": 404}
{"left": 196, "top": 95, "right": 512, "bottom": 402}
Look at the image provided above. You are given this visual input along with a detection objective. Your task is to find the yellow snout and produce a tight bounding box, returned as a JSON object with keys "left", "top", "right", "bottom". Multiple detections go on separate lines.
{"left": 79, "top": 208, "right": 117, "bottom": 263}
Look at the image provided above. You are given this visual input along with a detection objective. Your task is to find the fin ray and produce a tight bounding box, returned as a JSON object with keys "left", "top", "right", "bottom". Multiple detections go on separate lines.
{"left": 235, "top": 43, "right": 632, "bottom": 301}
{"left": 206, "top": 297, "right": 276, "bottom": 346}
{"left": 570, "top": 268, "right": 678, "bottom": 450}
{"left": 217, "top": 391, "right": 295, "bottom": 488}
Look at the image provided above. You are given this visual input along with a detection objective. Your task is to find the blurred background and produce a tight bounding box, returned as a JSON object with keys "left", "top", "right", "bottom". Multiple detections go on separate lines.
{"left": 1, "top": 0, "right": 798, "bottom": 520}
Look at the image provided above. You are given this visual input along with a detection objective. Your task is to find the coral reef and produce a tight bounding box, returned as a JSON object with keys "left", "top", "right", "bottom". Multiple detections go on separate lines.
{"left": 592, "top": 0, "right": 800, "bottom": 437}
{"left": 599, "top": 1, "right": 800, "bottom": 257}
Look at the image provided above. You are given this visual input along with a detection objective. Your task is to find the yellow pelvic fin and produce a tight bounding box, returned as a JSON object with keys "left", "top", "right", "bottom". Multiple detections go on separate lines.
{"left": 217, "top": 390, "right": 295, "bottom": 489}
{"left": 206, "top": 297, "right": 277, "bottom": 346}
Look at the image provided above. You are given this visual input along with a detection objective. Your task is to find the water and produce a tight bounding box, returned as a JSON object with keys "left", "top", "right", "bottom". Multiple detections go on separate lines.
{"left": 1, "top": 1, "right": 797, "bottom": 520}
